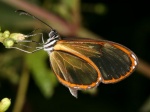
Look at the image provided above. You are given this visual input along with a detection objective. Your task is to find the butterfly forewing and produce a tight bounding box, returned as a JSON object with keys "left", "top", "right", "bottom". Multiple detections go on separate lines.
{"left": 90, "top": 43, "right": 133, "bottom": 83}
{"left": 50, "top": 51, "right": 100, "bottom": 89}
{"left": 53, "top": 39, "right": 138, "bottom": 84}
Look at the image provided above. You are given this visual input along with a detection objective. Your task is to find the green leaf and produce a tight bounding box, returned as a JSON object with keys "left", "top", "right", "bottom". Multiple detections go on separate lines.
{"left": 25, "top": 51, "right": 58, "bottom": 98}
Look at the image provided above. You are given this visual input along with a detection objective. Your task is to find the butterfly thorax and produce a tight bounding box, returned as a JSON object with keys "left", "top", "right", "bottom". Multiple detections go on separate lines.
{"left": 43, "top": 30, "right": 61, "bottom": 54}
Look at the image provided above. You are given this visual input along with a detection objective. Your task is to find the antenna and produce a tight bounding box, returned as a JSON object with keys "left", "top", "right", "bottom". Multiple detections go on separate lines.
{"left": 15, "top": 10, "right": 53, "bottom": 30}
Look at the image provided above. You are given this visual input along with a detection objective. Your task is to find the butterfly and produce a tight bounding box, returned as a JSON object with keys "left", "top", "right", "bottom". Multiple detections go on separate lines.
{"left": 7, "top": 10, "right": 138, "bottom": 98}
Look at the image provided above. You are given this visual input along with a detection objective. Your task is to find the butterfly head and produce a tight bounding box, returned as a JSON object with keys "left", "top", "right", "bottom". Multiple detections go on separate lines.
{"left": 43, "top": 30, "right": 61, "bottom": 54}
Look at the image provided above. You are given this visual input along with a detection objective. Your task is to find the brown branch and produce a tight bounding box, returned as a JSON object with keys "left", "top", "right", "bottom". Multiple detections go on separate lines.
{"left": 1, "top": 0, "right": 150, "bottom": 79}
{"left": 137, "top": 59, "right": 150, "bottom": 79}
{"left": 1, "top": 0, "right": 77, "bottom": 35}
{"left": 77, "top": 27, "right": 150, "bottom": 79}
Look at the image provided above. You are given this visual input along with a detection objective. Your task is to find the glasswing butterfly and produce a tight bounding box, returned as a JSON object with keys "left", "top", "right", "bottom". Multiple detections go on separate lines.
{"left": 9, "top": 10, "right": 138, "bottom": 98}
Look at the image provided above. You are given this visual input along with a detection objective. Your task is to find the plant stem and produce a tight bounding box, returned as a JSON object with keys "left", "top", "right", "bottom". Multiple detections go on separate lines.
{"left": 12, "top": 65, "right": 30, "bottom": 112}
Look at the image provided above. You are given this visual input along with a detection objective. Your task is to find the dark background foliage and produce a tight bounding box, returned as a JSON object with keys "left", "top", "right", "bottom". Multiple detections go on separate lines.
{"left": 0, "top": 0, "right": 150, "bottom": 112}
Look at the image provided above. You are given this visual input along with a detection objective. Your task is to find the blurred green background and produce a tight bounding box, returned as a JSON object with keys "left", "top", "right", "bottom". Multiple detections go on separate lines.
{"left": 0, "top": 0, "right": 150, "bottom": 112}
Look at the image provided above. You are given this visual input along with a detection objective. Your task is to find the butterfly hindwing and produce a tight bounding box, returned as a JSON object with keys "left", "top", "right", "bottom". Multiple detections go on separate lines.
{"left": 50, "top": 50, "right": 101, "bottom": 89}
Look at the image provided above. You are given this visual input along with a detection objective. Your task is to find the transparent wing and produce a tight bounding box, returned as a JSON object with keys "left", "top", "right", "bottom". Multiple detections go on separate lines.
{"left": 54, "top": 39, "right": 138, "bottom": 84}
{"left": 50, "top": 51, "right": 100, "bottom": 89}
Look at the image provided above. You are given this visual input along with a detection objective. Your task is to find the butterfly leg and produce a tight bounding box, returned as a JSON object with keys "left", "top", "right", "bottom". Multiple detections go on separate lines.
{"left": 23, "top": 33, "right": 44, "bottom": 44}
{"left": 6, "top": 39, "right": 44, "bottom": 53}
{"left": 8, "top": 46, "right": 43, "bottom": 53}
